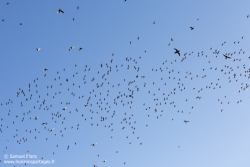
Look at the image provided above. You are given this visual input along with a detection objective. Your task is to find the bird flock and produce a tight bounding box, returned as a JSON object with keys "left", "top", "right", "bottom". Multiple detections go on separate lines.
{"left": 1, "top": 1, "right": 250, "bottom": 167}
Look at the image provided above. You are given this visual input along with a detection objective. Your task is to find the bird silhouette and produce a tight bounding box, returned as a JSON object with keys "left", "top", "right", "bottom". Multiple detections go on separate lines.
{"left": 174, "top": 48, "right": 180, "bottom": 56}
{"left": 57, "top": 8, "right": 64, "bottom": 14}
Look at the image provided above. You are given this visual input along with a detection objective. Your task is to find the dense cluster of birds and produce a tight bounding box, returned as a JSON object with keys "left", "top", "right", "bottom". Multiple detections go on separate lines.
{"left": 1, "top": 2, "right": 250, "bottom": 167}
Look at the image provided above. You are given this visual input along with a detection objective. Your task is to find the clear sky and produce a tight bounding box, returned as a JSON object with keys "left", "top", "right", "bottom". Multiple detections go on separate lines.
{"left": 1, "top": 0, "right": 250, "bottom": 167}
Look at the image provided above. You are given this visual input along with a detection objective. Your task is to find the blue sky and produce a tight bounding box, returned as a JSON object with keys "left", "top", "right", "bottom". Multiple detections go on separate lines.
{"left": 1, "top": 0, "right": 250, "bottom": 166}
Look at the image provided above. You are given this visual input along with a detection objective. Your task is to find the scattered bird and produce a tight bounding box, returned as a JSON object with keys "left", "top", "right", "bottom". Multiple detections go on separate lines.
{"left": 69, "top": 46, "right": 75, "bottom": 51}
{"left": 57, "top": 8, "right": 64, "bottom": 14}
{"left": 190, "top": 27, "right": 194, "bottom": 30}
{"left": 36, "top": 48, "right": 41, "bottom": 51}
{"left": 174, "top": 48, "right": 180, "bottom": 56}
{"left": 91, "top": 143, "right": 97, "bottom": 147}
{"left": 223, "top": 54, "right": 231, "bottom": 59}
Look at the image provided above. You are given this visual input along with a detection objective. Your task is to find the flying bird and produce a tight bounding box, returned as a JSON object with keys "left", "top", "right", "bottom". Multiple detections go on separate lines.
{"left": 223, "top": 54, "right": 231, "bottom": 59}
{"left": 69, "top": 46, "right": 75, "bottom": 51}
{"left": 91, "top": 143, "right": 97, "bottom": 147}
{"left": 184, "top": 120, "right": 189, "bottom": 124}
{"left": 174, "top": 48, "right": 180, "bottom": 56}
{"left": 190, "top": 27, "right": 194, "bottom": 30}
{"left": 57, "top": 8, "right": 64, "bottom": 14}
{"left": 36, "top": 48, "right": 41, "bottom": 51}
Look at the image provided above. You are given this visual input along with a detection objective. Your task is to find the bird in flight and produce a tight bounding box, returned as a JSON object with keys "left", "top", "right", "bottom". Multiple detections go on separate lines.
{"left": 57, "top": 8, "right": 64, "bottom": 14}
{"left": 174, "top": 48, "right": 180, "bottom": 56}
{"left": 79, "top": 47, "right": 83, "bottom": 51}
{"left": 223, "top": 54, "right": 231, "bottom": 59}
{"left": 91, "top": 143, "right": 97, "bottom": 147}
{"left": 43, "top": 68, "right": 49, "bottom": 72}
{"left": 184, "top": 120, "right": 189, "bottom": 124}
{"left": 69, "top": 46, "right": 75, "bottom": 51}
{"left": 190, "top": 27, "right": 194, "bottom": 30}
{"left": 36, "top": 48, "right": 41, "bottom": 51}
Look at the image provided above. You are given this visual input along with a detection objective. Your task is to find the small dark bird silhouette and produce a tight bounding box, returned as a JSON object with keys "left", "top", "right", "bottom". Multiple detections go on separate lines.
{"left": 174, "top": 48, "right": 180, "bottom": 56}
{"left": 57, "top": 8, "right": 64, "bottom": 14}
{"left": 190, "top": 27, "right": 194, "bottom": 30}
{"left": 223, "top": 54, "right": 231, "bottom": 59}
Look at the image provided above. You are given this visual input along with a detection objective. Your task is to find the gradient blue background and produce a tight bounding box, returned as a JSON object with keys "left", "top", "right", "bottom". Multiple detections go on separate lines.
{"left": 1, "top": 0, "right": 250, "bottom": 166}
